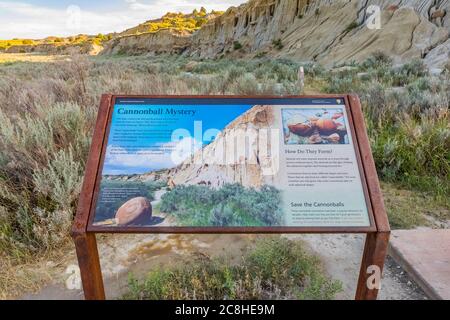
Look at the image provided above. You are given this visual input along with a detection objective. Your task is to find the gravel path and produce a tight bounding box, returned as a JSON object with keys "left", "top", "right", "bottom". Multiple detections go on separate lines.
{"left": 288, "top": 234, "right": 427, "bottom": 300}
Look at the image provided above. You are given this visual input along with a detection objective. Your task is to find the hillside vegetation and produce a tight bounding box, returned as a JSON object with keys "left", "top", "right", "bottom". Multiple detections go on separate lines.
{"left": 125, "top": 237, "right": 342, "bottom": 300}
{"left": 160, "top": 184, "right": 283, "bottom": 227}
{"left": 120, "top": 8, "right": 222, "bottom": 35}
{"left": 0, "top": 8, "right": 221, "bottom": 53}
{"left": 0, "top": 34, "right": 111, "bottom": 51}
{"left": 0, "top": 53, "right": 448, "bottom": 296}
{"left": 0, "top": 39, "right": 36, "bottom": 50}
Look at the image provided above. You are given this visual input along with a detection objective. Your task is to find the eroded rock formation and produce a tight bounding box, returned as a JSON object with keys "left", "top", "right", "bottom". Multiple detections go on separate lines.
{"left": 166, "top": 105, "right": 279, "bottom": 188}
{"left": 102, "top": 0, "right": 450, "bottom": 70}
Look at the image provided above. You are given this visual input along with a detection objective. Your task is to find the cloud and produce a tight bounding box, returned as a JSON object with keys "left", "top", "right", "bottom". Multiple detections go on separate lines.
{"left": 0, "top": 0, "right": 246, "bottom": 39}
{"left": 103, "top": 136, "right": 202, "bottom": 174}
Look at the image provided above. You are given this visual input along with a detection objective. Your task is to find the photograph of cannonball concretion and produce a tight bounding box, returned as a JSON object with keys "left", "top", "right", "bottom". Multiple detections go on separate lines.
{"left": 282, "top": 108, "right": 349, "bottom": 145}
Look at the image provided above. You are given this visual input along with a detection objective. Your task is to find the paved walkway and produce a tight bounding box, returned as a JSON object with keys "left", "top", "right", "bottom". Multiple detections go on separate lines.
{"left": 389, "top": 229, "right": 450, "bottom": 300}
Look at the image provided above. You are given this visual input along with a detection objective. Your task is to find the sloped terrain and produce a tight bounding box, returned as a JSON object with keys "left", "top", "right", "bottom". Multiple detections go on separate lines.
{"left": 103, "top": 0, "right": 450, "bottom": 70}
{"left": 167, "top": 105, "right": 277, "bottom": 188}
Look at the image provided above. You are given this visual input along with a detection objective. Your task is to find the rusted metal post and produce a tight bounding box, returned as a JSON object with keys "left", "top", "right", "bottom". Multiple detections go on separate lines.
{"left": 71, "top": 94, "right": 112, "bottom": 300}
{"left": 355, "top": 231, "right": 390, "bottom": 300}
{"left": 73, "top": 233, "right": 105, "bottom": 300}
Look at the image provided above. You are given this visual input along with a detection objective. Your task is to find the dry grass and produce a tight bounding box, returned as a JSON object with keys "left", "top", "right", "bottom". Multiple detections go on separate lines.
{"left": 0, "top": 52, "right": 448, "bottom": 298}
{"left": 0, "top": 54, "right": 303, "bottom": 298}
{"left": 382, "top": 182, "right": 450, "bottom": 229}
{"left": 0, "top": 242, "right": 73, "bottom": 299}
{"left": 0, "top": 53, "right": 65, "bottom": 64}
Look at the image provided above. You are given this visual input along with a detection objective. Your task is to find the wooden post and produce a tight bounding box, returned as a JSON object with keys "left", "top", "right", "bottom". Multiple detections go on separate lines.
{"left": 355, "top": 231, "right": 390, "bottom": 300}
{"left": 298, "top": 66, "right": 305, "bottom": 94}
{"left": 73, "top": 233, "right": 105, "bottom": 300}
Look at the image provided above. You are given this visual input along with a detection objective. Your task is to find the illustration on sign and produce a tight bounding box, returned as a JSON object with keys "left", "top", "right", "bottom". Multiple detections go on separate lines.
{"left": 92, "top": 99, "right": 370, "bottom": 228}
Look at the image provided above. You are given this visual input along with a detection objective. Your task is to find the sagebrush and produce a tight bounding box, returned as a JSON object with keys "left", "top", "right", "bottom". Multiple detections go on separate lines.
{"left": 125, "top": 237, "right": 342, "bottom": 300}
{"left": 0, "top": 52, "right": 448, "bottom": 262}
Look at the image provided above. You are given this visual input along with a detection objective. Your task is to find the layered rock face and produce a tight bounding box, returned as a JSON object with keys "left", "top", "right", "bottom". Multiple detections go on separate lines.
{"left": 101, "top": 30, "right": 191, "bottom": 56}
{"left": 4, "top": 43, "right": 103, "bottom": 55}
{"left": 5, "top": 42, "right": 102, "bottom": 55}
{"left": 167, "top": 105, "right": 279, "bottom": 188}
{"left": 101, "top": 0, "right": 450, "bottom": 70}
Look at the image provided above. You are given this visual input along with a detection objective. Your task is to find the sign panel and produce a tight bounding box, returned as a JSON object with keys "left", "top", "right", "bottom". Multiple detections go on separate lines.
{"left": 90, "top": 97, "right": 372, "bottom": 230}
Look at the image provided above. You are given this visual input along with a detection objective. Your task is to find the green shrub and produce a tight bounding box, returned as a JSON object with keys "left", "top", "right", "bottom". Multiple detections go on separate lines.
{"left": 390, "top": 60, "right": 429, "bottom": 86}
{"left": 345, "top": 21, "right": 359, "bottom": 32}
{"left": 254, "top": 51, "right": 267, "bottom": 58}
{"left": 233, "top": 41, "right": 243, "bottom": 50}
{"left": 0, "top": 102, "right": 95, "bottom": 258}
{"left": 323, "top": 74, "right": 361, "bottom": 93}
{"left": 1, "top": 53, "right": 448, "bottom": 265}
{"left": 322, "top": 57, "right": 449, "bottom": 202}
{"left": 225, "top": 65, "right": 246, "bottom": 82}
{"left": 124, "top": 237, "right": 342, "bottom": 300}
{"left": 272, "top": 38, "right": 284, "bottom": 50}
{"left": 230, "top": 73, "right": 259, "bottom": 94}
{"left": 209, "top": 203, "right": 238, "bottom": 226}
{"left": 160, "top": 184, "right": 283, "bottom": 226}
{"left": 361, "top": 51, "right": 393, "bottom": 70}
{"left": 371, "top": 117, "right": 449, "bottom": 200}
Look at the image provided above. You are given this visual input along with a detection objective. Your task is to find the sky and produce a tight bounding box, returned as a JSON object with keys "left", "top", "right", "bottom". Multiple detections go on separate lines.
{"left": 103, "top": 103, "right": 252, "bottom": 175}
{"left": 0, "top": 0, "right": 246, "bottom": 39}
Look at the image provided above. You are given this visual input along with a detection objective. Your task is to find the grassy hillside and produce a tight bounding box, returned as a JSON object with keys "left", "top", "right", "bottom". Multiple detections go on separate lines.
{"left": 120, "top": 8, "right": 223, "bottom": 36}
{"left": 0, "top": 53, "right": 448, "bottom": 297}
{"left": 0, "top": 34, "right": 111, "bottom": 51}
{"left": 0, "top": 8, "right": 221, "bottom": 52}
{"left": 0, "top": 39, "right": 36, "bottom": 50}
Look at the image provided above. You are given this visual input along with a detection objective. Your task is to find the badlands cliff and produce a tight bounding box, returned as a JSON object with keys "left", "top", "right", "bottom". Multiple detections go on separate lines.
{"left": 104, "top": 0, "right": 450, "bottom": 70}
{"left": 166, "top": 105, "right": 278, "bottom": 188}
{"left": 105, "top": 106, "right": 279, "bottom": 188}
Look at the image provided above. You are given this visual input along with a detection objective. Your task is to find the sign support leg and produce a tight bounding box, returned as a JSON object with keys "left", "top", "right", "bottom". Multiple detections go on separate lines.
{"left": 355, "top": 231, "right": 390, "bottom": 300}
{"left": 73, "top": 233, "right": 105, "bottom": 300}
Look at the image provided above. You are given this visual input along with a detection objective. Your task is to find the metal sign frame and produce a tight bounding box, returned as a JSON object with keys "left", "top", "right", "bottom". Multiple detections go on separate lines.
{"left": 71, "top": 94, "right": 390, "bottom": 300}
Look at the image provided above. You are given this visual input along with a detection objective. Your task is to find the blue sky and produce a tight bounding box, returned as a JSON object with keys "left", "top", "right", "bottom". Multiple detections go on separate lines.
{"left": 103, "top": 104, "right": 252, "bottom": 175}
{"left": 0, "top": 0, "right": 246, "bottom": 39}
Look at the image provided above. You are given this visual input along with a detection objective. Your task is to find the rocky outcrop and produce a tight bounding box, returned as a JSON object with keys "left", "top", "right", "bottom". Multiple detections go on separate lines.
{"left": 5, "top": 42, "right": 102, "bottom": 55}
{"left": 100, "top": 30, "right": 191, "bottom": 55}
{"left": 314, "top": 5, "right": 449, "bottom": 66}
{"left": 166, "top": 105, "right": 278, "bottom": 188}
{"left": 111, "top": 106, "right": 279, "bottom": 188}
{"left": 424, "top": 38, "right": 450, "bottom": 73}
{"left": 100, "top": 0, "right": 450, "bottom": 70}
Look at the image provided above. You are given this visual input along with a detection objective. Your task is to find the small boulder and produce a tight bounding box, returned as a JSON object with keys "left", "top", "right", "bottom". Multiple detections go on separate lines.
{"left": 115, "top": 197, "right": 152, "bottom": 226}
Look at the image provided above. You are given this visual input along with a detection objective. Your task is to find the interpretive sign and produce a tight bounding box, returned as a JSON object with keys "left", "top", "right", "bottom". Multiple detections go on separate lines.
{"left": 89, "top": 97, "right": 374, "bottom": 231}
{"left": 72, "top": 95, "right": 390, "bottom": 300}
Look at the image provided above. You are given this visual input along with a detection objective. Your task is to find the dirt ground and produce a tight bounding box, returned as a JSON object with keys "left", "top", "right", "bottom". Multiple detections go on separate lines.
{"left": 20, "top": 233, "right": 427, "bottom": 300}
